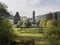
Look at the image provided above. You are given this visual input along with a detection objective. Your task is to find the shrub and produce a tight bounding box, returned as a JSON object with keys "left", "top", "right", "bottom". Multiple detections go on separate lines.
{"left": 44, "top": 20, "right": 60, "bottom": 45}
{"left": 0, "top": 18, "right": 13, "bottom": 44}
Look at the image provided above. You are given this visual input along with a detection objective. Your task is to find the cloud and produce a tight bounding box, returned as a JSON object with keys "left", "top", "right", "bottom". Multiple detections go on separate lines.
{"left": 35, "top": 6, "right": 60, "bottom": 15}
{"left": 0, "top": 0, "right": 60, "bottom": 17}
{"left": 27, "top": 0, "right": 42, "bottom": 7}
{"left": 0, "top": 0, "right": 28, "bottom": 14}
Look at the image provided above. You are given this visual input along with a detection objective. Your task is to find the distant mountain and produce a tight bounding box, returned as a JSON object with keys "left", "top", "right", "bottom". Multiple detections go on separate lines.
{"left": 0, "top": 12, "right": 14, "bottom": 20}
{"left": 1, "top": 11, "right": 60, "bottom": 21}
{"left": 35, "top": 11, "right": 60, "bottom": 21}
{"left": 56, "top": 11, "right": 60, "bottom": 19}
{"left": 35, "top": 15, "right": 46, "bottom": 21}
{"left": 5, "top": 14, "right": 14, "bottom": 20}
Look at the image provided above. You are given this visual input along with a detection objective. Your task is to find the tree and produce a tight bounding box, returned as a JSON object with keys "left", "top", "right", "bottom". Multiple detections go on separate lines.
{"left": 0, "top": 18, "right": 13, "bottom": 45}
{"left": 57, "top": 19, "right": 60, "bottom": 28}
{"left": 36, "top": 20, "right": 40, "bottom": 27}
{"left": 44, "top": 20, "right": 60, "bottom": 45}
{"left": 54, "top": 12, "right": 57, "bottom": 20}
{"left": 21, "top": 21, "right": 26, "bottom": 27}
{"left": 17, "top": 20, "right": 23, "bottom": 27}
{"left": 25, "top": 19, "right": 31, "bottom": 28}
{"left": 0, "top": 2, "right": 8, "bottom": 14}
{"left": 14, "top": 12, "right": 20, "bottom": 24}
{"left": 0, "top": 2, "right": 13, "bottom": 45}
{"left": 0, "top": 2, "right": 10, "bottom": 19}
{"left": 40, "top": 20, "right": 47, "bottom": 28}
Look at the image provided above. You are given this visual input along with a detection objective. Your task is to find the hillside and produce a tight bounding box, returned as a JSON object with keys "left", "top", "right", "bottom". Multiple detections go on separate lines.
{"left": 0, "top": 12, "right": 14, "bottom": 20}
{"left": 35, "top": 11, "right": 60, "bottom": 21}
{"left": 35, "top": 15, "right": 46, "bottom": 21}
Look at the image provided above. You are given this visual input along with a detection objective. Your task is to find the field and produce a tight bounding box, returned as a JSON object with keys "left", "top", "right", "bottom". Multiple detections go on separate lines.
{"left": 11, "top": 28, "right": 50, "bottom": 45}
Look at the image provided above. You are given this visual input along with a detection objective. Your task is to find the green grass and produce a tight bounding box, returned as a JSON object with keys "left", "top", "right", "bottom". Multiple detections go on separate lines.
{"left": 11, "top": 28, "right": 50, "bottom": 45}
{"left": 13, "top": 28, "right": 43, "bottom": 33}
{"left": 12, "top": 28, "right": 44, "bottom": 37}
{"left": 19, "top": 33, "right": 44, "bottom": 37}
{"left": 35, "top": 41, "right": 50, "bottom": 45}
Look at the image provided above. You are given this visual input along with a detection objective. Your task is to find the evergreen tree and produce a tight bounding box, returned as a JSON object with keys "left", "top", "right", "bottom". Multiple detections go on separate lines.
{"left": 14, "top": 12, "right": 20, "bottom": 24}
{"left": 54, "top": 12, "right": 57, "bottom": 20}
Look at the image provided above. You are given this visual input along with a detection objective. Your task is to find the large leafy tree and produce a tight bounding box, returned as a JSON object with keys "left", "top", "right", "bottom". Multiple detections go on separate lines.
{"left": 44, "top": 20, "right": 60, "bottom": 45}
{"left": 0, "top": 2, "right": 8, "bottom": 14}
{"left": 0, "top": 2, "right": 12, "bottom": 45}
{"left": 25, "top": 19, "right": 31, "bottom": 28}
{"left": 0, "top": 18, "right": 13, "bottom": 45}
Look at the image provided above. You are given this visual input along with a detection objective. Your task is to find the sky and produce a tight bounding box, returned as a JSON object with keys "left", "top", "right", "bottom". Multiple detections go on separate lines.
{"left": 0, "top": 0, "right": 60, "bottom": 17}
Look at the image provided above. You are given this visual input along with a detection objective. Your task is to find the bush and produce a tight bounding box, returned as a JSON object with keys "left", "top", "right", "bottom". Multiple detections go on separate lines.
{"left": 0, "top": 18, "right": 13, "bottom": 44}
{"left": 40, "top": 20, "right": 47, "bottom": 28}
{"left": 44, "top": 20, "right": 60, "bottom": 45}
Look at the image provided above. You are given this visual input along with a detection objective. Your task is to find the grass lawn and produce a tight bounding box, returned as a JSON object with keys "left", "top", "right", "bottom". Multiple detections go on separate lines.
{"left": 19, "top": 33, "right": 44, "bottom": 37}
{"left": 35, "top": 41, "right": 50, "bottom": 45}
{"left": 11, "top": 28, "right": 50, "bottom": 45}
{"left": 13, "top": 28, "right": 44, "bottom": 37}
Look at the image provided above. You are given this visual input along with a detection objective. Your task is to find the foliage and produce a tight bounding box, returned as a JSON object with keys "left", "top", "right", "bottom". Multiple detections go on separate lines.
{"left": 40, "top": 20, "right": 44, "bottom": 27}
{"left": 0, "top": 18, "right": 13, "bottom": 44}
{"left": 21, "top": 21, "right": 26, "bottom": 27}
{"left": 57, "top": 19, "right": 60, "bottom": 28}
{"left": 18, "top": 20, "right": 23, "bottom": 27}
{"left": 44, "top": 20, "right": 60, "bottom": 45}
{"left": 14, "top": 12, "right": 20, "bottom": 24}
{"left": 25, "top": 19, "right": 31, "bottom": 27}
{"left": 18, "top": 28, "right": 41, "bottom": 33}
{"left": 40, "top": 20, "right": 47, "bottom": 28}
{"left": 54, "top": 12, "right": 58, "bottom": 20}
{"left": 0, "top": 2, "right": 13, "bottom": 44}
{"left": 0, "top": 2, "right": 8, "bottom": 14}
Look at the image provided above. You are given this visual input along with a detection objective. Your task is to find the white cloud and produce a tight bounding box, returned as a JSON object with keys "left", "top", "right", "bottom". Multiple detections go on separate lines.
{"left": 0, "top": 0, "right": 60, "bottom": 17}
{"left": 0, "top": 0, "right": 27, "bottom": 15}
{"left": 27, "top": 0, "right": 42, "bottom": 7}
